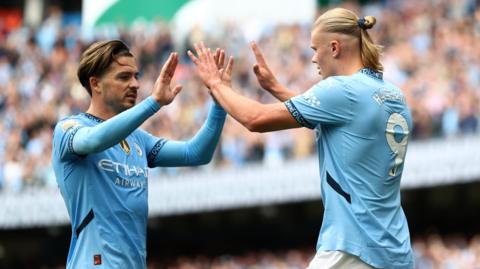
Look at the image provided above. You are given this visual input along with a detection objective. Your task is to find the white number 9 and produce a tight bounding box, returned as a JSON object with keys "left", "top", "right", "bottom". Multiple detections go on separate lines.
{"left": 385, "top": 113, "right": 409, "bottom": 176}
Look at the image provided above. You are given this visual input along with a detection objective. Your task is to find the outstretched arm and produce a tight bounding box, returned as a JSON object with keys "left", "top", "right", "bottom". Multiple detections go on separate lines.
{"left": 72, "top": 53, "right": 182, "bottom": 155}
{"left": 149, "top": 103, "right": 226, "bottom": 167}
{"left": 250, "top": 42, "right": 297, "bottom": 101}
{"left": 188, "top": 43, "right": 300, "bottom": 133}
{"left": 148, "top": 48, "right": 231, "bottom": 166}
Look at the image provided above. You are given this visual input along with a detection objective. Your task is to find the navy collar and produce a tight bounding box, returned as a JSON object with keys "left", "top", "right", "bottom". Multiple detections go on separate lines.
{"left": 359, "top": 68, "right": 383, "bottom": 80}
{"left": 82, "top": 113, "right": 105, "bottom": 123}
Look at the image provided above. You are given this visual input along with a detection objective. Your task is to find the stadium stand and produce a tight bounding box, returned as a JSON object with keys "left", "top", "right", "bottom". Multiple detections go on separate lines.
{"left": 1, "top": 134, "right": 480, "bottom": 228}
{"left": 0, "top": 0, "right": 478, "bottom": 193}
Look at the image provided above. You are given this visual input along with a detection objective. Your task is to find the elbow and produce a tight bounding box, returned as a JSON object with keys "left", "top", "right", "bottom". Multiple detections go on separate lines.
{"left": 87, "top": 139, "right": 101, "bottom": 152}
{"left": 88, "top": 137, "right": 110, "bottom": 153}
{"left": 244, "top": 117, "right": 269, "bottom": 133}
{"left": 245, "top": 122, "right": 262, "bottom": 132}
{"left": 75, "top": 137, "right": 105, "bottom": 154}
{"left": 198, "top": 158, "right": 211, "bottom": 166}
{"left": 240, "top": 105, "right": 272, "bottom": 133}
{"left": 191, "top": 156, "right": 212, "bottom": 166}
{"left": 189, "top": 150, "right": 214, "bottom": 166}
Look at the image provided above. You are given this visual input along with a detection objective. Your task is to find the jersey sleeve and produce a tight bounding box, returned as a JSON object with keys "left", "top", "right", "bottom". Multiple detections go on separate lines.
{"left": 135, "top": 130, "right": 168, "bottom": 168}
{"left": 52, "top": 118, "right": 85, "bottom": 161}
{"left": 144, "top": 103, "right": 226, "bottom": 167}
{"left": 72, "top": 97, "right": 160, "bottom": 155}
{"left": 284, "top": 77, "right": 355, "bottom": 128}
{"left": 53, "top": 97, "right": 161, "bottom": 160}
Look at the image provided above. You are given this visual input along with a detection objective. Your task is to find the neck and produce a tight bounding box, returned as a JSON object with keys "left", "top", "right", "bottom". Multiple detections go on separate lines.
{"left": 85, "top": 98, "right": 118, "bottom": 120}
{"left": 336, "top": 57, "right": 364, "bottom": 76}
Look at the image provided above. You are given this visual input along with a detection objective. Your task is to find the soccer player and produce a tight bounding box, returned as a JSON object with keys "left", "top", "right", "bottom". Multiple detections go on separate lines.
{"left": 188, "top": 8, "right": 414, "bottom": 269}
{"left": 52, "top": 40, "right": 230, "bottom": 268}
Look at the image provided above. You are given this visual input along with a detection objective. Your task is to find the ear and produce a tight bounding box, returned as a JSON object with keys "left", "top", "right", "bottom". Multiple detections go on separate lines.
{"left": 330, "top": 40, "right": 341, "bottom": 58}
{"left": 89, "top": 77, "right": 101, "bottom": 94}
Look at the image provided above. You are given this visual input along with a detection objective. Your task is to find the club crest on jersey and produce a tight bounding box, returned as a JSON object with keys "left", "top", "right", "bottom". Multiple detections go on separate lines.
{"left": 119, "top": 140, "right": 131, "bottom": 154}
{"left": 134, "top": 143, "right": 143, "bottom": 157}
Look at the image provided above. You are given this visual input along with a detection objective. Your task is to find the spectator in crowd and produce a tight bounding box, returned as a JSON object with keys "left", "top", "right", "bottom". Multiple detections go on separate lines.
{"left": 125, "top": 235, "right": 480, "bottom": 268}
{"left": 0, "top": 0, "right": 479, "bottom": 192}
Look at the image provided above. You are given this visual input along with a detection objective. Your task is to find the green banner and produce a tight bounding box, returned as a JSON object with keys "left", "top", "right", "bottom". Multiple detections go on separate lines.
{"left": 95, "top": 0, "right": 189, "bottom": 26}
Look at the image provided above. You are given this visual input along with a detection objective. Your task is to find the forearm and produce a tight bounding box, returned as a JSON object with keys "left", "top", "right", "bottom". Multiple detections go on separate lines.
{"left": 209, "top": 83, "right": 301, "bottom": 132}
{"left": 185, "top": 103, "right": 226, "bottom": 164}
{"left": 73, "top": 97, "right": 160, "bottom": 154}
{"left": 209, "top": 83, "right": 266, "bottom": 129}
{"left": 270, "top": 84, "right": 298, "bottom": 102}
{"left": 151, "top": 103, "right": 226, "bottom": 166}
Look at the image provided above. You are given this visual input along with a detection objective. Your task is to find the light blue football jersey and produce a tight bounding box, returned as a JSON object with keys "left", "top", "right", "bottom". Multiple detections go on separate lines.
{"left": 285, "top": 68, "right": 414, "bottom": 268}
{"left": 52, "top": 98, "right": 226, "bottom": 269}
{"left": 52, "top": 112, "right": 163, "bottom": 269}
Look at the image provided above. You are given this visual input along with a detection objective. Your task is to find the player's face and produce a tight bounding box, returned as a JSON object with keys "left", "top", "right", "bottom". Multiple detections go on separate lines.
{"left": 97, "top": 56, "right": 140, "bottom": 113}
{"left": 310, "top": 29, "right": 334, "bottom": 78}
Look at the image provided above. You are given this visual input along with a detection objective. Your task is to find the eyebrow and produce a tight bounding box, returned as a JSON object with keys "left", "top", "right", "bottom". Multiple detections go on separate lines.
{"left": 116, "top": 71, "right": 140, "bottom": 77}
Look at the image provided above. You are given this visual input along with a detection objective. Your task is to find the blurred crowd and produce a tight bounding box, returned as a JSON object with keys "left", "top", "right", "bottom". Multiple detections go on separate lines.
{"left": 0, "top": 0, "right": 479, "bottom": 192}
{"left": 134, "top": 234, "right": 480, "bottom": 268}
{"left": 149, "top": 248, "right": 314, "bottom": 269}
{"left": 22, "top": 234, "right": 480, "bottom": 269}
{"left": 413, "top": 234, "right": 480, "bottom": 269}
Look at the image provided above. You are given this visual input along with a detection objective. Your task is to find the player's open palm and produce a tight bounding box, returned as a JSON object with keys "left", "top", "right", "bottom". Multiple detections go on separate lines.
{"left": 250, "top": 41, "right": 280, "bottom": 92}
{"left": 152, "top": 52, "right": 183, "bottom": 106}
{"left": 188, "top": 42, "right": 223, "bottom": 90}
{"left": 213, "top": 48, "right": 234, "bottom": 88}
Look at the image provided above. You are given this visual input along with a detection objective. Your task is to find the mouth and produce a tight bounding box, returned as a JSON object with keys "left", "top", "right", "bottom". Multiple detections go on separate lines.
{"left": 125, "top": 91, "right": 137, "bottom": 100}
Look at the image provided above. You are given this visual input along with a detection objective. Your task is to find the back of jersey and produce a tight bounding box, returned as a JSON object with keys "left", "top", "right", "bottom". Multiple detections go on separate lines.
{"left": 321, "top": 70, "right": 414, "bottom": 268}
{"left": 285, "top": 68, "right": 414, "bottom": 268}
{"left": 347, "top": 70, "right": 411, "bottom": 185}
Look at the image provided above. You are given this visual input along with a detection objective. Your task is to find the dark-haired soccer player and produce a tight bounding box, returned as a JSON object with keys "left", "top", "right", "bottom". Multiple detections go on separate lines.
{"left": 52, "top": 40, "right": 230, "bottom": 269}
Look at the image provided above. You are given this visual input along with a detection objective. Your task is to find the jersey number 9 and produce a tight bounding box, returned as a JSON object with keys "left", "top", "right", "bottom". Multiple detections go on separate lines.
{"left": 385, "top": 113, "right": 409, "bottom": 177}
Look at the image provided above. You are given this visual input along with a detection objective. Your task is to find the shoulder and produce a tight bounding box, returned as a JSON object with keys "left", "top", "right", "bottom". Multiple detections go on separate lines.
{"left": 313, "top": 76, "right": 348, "bottom": 91}
{"left": 383, "top": 79, "right": 404, "bottom": 94}
{"left": 55, "top": 115, "right": 81, "bottom": 129}
{"left": 53, "top": 114, "right": 88, "bottom": 137}
{"left": 296, "top": 77, "right": 348, "bottom": 102}
{"left": 304, "top": 76, "right": 356, "bottom": 103}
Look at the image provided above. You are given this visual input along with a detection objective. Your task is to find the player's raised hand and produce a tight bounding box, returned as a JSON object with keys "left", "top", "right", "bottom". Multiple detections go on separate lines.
{"left": 188, "top": 42, "right": 223, "bottom": 90}
{"left": 151, "top": 52, "right": 183, "bottom": 106}
{"left": 214, "top": 48, "right": 225, "bottom": 70}
{"left": 214, "top": 48, "right": 234, "bottom": 88}
{"left": 222, "top": 55, "right": 234, "bottom": 88}
{"left": 251, "top": 41, "right": 280, "bottom": 92}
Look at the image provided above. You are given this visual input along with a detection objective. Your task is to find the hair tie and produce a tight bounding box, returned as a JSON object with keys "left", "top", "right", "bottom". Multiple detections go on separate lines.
{"left": 357, "top": 18, "right": 367, "bottom": 30}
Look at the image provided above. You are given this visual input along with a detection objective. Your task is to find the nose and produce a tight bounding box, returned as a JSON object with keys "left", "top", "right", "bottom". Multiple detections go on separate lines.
{"left": 130, "top": 77, "right": 140, "bottom": 89}
{"left": 311, "top": 55, "right": 317, "bottom": 64}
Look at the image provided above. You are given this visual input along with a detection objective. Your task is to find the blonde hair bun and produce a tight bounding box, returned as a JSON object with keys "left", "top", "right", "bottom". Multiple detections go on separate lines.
{"left": 361, "top": 16, "right": 377, "bottom": 30}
